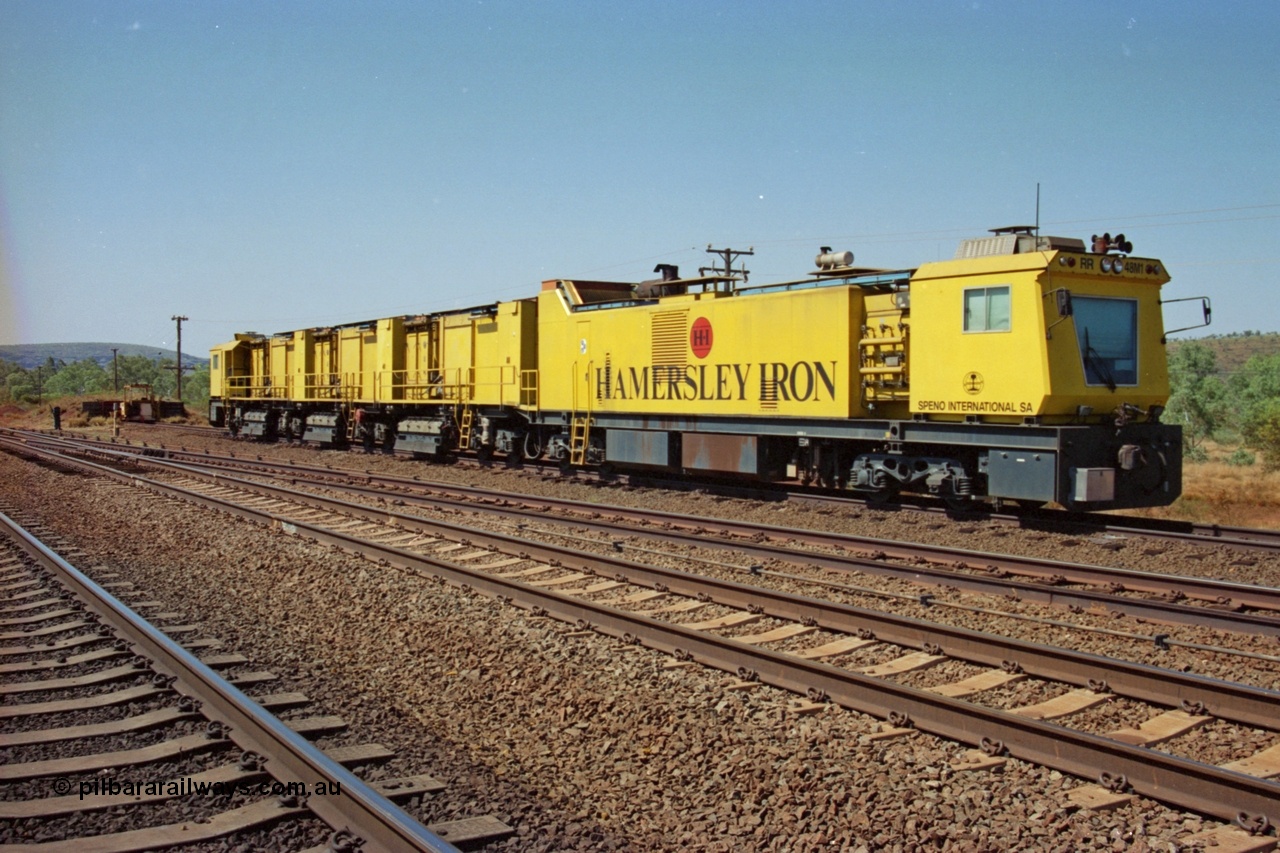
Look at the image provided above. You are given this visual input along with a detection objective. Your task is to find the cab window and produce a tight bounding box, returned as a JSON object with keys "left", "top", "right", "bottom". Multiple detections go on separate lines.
{"left": 1074, "top": 296, "right": 1138, "bottom": 387}
{"left": 963, "top": 286, "right": 1010, "bottom": 332}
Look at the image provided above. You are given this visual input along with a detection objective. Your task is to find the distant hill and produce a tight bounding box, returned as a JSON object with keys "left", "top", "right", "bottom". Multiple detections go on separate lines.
{"left": 1168, "top": 331, "right": 1280, "bottom": 378}
{"left": 0, "top": 343, "right": 208, "bottom": 370}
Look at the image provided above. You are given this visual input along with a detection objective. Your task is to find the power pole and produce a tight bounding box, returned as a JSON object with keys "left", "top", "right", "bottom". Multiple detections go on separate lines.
{"left": 35, "top": 366, "right": 43, "bottom": 404}
{"left": 171, "top": 315, "right": 190, "bottom": 402}
{"left": 699, "top": 245, "right": 754, "bottom": 284}
{"left": 111, "top": 348, "right": 119, "bottom": 392}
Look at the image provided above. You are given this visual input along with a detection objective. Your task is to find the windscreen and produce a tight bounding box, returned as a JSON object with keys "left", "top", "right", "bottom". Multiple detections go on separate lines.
{"left": 1073, "top": 296, "right": 1137, "bottom": 389}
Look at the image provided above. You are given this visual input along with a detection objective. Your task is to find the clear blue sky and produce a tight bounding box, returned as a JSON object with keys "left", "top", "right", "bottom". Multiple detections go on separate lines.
{"left": 2, "top": 1, "right": 1276, "bottom": 357}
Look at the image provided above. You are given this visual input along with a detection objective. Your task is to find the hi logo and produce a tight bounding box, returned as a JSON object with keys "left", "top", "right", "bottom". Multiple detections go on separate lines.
{"left": 690, "top": 317, "right": 713, "bottom": 359}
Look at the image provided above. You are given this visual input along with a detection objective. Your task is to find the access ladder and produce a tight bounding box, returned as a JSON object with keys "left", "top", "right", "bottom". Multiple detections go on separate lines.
{"left": 457, "top": 406, "right": 475, "bottom": 452}
{"left": 568, "top": 414, "right": 592, "bottom": 465}
{"left": 568, "top": 360, "right": 593, "bottom": 466}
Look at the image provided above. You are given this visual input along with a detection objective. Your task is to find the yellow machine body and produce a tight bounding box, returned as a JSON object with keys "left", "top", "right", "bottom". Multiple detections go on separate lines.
{"left": 210, "top": 303, "right": 537, "bottom": 410}
{"left": 908, "top": 251, "right": 1171, "bottom": 422}
{"left": 209, "top": 226, "right": 1192, "bottom": 509}
{"left": 535, "top": 278, "right": 910, "bottom": 421}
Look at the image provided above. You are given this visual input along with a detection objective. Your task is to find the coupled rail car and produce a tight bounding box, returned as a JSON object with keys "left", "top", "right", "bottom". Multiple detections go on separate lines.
{"left": 210, "top": 227, "right": 1207, "bottom": 510}
{"left": 82, "top": 384, "right": 186, "bottom": 423}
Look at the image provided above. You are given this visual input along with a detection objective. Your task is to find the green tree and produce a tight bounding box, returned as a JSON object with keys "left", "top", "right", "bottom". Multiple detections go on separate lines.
{"left": 1230, "top": 353, "right": 1280, "bottom": 468}
{"left": 45, "top": 359, "right": 110, "bottom": 397}
{"left": 184, "top": 363, "right": 211, "bottom": 412}
{"left": 0, "top": 358, "right": 23, "bottom": 403}
{"left": 5, "top": 368, "right": 36, "bottom": 403}
{"left": 116, "top": 354, "right": 166, "bottom": 392}
{"left": 1165, "top": 341, "right": 1226, "bottom": 451}
{"left": 1240, "top": 397, "right": 1280, "bottom": 470}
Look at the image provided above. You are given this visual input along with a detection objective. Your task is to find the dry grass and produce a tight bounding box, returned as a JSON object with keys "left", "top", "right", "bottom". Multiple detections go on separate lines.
{"left": 0, "top": 396, "right": 206, "bottom": 429}
{"left": 1133, "top": 457, "right": 1280, "bottom": 529}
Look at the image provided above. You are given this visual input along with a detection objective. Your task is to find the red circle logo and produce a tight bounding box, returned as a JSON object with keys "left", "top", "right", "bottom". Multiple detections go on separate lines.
{"left": 690, "top": 317, "right": 713, "bottom": 359}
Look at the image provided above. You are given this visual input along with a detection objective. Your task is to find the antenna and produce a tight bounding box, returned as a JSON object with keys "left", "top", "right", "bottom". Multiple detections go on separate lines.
{"left": 1035, "top": 183, "right": 1040, "bottom": 236}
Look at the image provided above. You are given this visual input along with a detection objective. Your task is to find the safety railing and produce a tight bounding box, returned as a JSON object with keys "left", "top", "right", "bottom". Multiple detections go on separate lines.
{"left": 223, "top": 367, "right": 535, "bottom": 407}
{"left": 223, "top": 375, "right": 290, "bottom": 400}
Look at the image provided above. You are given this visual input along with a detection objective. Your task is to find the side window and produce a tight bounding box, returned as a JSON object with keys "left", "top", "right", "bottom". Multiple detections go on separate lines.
{"left": 963, "top": 286, "right": 1011, "bottom": 332}
{"left": 212, "top": 354, "right": 220, "bottom": 371}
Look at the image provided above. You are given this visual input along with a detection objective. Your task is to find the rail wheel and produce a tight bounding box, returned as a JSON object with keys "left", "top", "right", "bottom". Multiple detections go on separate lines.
{"left": 866, "top": 485, "right": 901, "bottom": 506}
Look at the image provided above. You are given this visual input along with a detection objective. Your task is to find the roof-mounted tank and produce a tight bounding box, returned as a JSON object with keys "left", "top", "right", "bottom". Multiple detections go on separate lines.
{"left": 815, "top": 248, "right": 855, "bottom": 270}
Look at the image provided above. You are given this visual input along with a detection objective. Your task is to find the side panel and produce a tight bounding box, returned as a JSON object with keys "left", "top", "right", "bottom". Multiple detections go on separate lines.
{"left": 682, "top": 433, "right": 759, "bottom": 475}
{"left": 471, "top": 300, "right": 538, "bottom": 408}
{"left": 536, "top": 284, "right": 865, "bottom": 420}
{"left": 376, "top": 317, "right": 405, "bottom": 402}
{"left": 605, "top": 428, "right": 672, "bottom": 467}
{"left": 402, "top": 325, "right": 437, "bottom": 401}
{"left": 292, "top": 330, "right": 313, "bottom": 402}
{"left": 248, "top": 340, "right": 270, "bottom": 400}
{"left": 307, "top": 334, "right": 338, "bottom": 402}
{"left": 908, "top": 259, "right": 1048, "bottom": 421}
{"left": 986, "top": 450, "right": 1057, "bottom": 502}
{"left": 338, "top": 329, "right": 364, "bottom": 401}
{"left": 209, "top": 342, "right": 248, "bottom": 399}
{"left": 441, "top": 314, "right": 475, "bottom": 402}
{"left": 360, "top": 328, "right": 379, "bottom": 401}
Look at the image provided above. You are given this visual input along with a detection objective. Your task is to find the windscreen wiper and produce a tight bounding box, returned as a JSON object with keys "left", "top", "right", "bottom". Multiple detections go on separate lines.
{"left": 1083, "top": 328, "right": 1117, "bottom": 391}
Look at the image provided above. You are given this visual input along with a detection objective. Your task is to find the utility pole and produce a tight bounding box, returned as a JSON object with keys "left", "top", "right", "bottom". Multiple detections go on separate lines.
{"left": 699, "top": 245, "right": 754, "bottom": 284}
{"left": 170, "top": 315, "right": 190, "bottom": 403}
{"left": 111, "top": 348, "right": 119, "bottom": 393}
{"left": 35, "top": 366, "right": 43, "bottom": 404}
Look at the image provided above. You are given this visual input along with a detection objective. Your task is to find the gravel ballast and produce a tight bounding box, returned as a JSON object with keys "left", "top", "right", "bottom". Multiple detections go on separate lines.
{"left": 2, "top": 435, "right": 1276, "bottom": 851}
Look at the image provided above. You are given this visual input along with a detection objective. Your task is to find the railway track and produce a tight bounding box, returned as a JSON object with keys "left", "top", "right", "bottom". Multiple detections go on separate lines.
{"left": 12, "top": 431, "right": 1280, "bottom": 638}
{"left": 0, "top": 509, "right": 509, "bottom": 851}
{"left": 47, "top": 422, "right": 1280, "bottom": 554}
{"left": 3, "top": 434, "right": 1279, "bottom": 836}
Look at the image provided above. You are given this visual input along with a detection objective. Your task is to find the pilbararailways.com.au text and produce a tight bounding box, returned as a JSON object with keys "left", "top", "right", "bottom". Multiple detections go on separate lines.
{"left": 54, "top": 776, "right": 341, "bottom": 800}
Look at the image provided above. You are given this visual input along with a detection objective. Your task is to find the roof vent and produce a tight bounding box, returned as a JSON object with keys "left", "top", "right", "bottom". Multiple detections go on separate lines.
{"left": 956, "top": 226, "right": 1086, "bottom": 258}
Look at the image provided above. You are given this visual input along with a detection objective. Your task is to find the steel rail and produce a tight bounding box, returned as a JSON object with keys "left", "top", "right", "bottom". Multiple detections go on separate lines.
{"left": 787, "top": 485, "right": 1280, "bottom": 553}
{"left": 136, "top": 454, "right": 1280, "bottom": 730}
{"left": 28, "top": 425, "right": 1280, "bottom": 553}
{"left": 131, "top": 440, "right": 1280, "bottom": 612}
{"left": 12, "top": 459, "right": 1275, "bottom": 828}
{"left": 1067, "top": 516, "right": 1280, "bottom": 553}
{"left": 9, "top": 438, "right": 1280, "bottom": 733}
{"left": 0, "top": 510, "right": 458, "bottom": 853}
{"left": 38, "top": 434, "right": 1280, "bottom": 637}
{"left": 122, "top": 423, "right": 1280, "bottom": 553}
{"left": 5, "top": 432, "right": 1274, "bottom": 637}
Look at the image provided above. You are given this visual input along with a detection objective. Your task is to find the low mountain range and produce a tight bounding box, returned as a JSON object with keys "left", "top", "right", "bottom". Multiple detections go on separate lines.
{"left": 0, "top": 343, "right": 208, "bottom": 370}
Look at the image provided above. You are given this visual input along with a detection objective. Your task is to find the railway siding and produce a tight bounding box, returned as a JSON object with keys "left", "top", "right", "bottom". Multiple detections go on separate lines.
{"left": 0, "top": 511, "right": 507, "bottom": 851}
{"left": 2, "top": 427, "right": 1280, "bottom": 845}
{"left": 5, "top": 440, "right": 1280, "bottom": 835}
